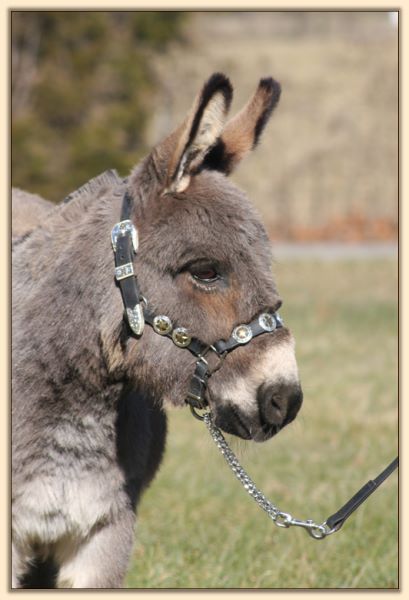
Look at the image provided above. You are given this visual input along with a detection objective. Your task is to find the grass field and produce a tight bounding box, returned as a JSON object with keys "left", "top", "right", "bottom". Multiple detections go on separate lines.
{"left": 125, "top": 257, "right": 398, "bottom": 589}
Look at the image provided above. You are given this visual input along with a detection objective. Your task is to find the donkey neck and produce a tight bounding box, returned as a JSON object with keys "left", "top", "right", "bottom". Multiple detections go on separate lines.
{"left": 12, "top": 176, "right": 141, "bottom": 408}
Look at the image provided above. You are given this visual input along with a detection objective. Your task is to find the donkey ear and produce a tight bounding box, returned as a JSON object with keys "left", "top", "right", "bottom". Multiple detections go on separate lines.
{"left": 203, "top": 77, "right": 281, "bottom": 175}
{"left": 158, "top": 73, "right": 233, "bottom": 193}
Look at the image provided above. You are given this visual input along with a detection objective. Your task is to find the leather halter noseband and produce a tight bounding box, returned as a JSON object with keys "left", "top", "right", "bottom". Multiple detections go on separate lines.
{"left": 112, "top": 191, "right": 283, "bottom": 411}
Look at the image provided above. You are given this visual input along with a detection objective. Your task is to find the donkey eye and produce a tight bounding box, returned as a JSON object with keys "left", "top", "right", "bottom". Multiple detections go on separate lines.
{"left": 191, "top": 267, "right": 220, "bottom": 283}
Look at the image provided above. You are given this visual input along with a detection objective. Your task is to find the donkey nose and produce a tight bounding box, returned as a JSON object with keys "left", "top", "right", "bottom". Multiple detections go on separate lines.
{"left": 257, "top": 382, "right": 303, "bottom": 428}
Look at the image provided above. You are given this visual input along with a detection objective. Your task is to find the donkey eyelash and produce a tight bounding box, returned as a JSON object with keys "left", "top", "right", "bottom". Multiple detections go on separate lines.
{"left": 188, "top": 267, "right": 222, "bottom": 289}
{"left": 189, "top": 276, "right": 221, "bottom": 292}
{"left": 179, "top": 258, "right": 223, "bottom": 277}
{"left": 191, "top": 268, "right": 220, "bottom": 283}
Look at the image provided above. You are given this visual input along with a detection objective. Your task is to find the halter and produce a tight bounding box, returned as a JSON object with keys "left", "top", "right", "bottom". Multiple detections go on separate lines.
{"left": 111, "top": 191, "right": 283, "bottom": 412}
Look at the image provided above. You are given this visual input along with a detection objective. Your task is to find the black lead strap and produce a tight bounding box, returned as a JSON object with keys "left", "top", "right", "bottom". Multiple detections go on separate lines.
{"left": 325, "top": 456, "right": 399, "bottom": 532}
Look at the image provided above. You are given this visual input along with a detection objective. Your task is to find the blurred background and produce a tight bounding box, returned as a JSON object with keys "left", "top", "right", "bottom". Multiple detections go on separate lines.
{"left": 12, "top": 10, "right": 398, "bottom": 242}
{"left": 11, "top": 11, "right": 398, "bottom": 589}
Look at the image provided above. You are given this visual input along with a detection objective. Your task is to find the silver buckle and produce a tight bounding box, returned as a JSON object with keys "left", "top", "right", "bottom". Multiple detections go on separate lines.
{"left": 111, "top": 220, "right": 138, "bottom": 253}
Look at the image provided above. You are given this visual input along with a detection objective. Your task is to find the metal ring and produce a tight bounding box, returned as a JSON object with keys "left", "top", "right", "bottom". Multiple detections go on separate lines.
{"left": 307, "top": 524, "right": 328, "bottom": 540}
{"left": 274, "top": 512, "right": 292, "bottom": 528}
{"left": 189, "top": 405, "right": 209, "bottom": 421}
{"left": 321, "top": 521, "right": 339, "bottom": 536}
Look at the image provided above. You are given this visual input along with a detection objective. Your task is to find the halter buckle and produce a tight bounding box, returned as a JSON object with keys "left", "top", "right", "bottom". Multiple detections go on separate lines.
{"left": 186, "top": 390, "right": 207, "bottom": 407}
{"left": 197, "top": 345, "right": 227, "bottom": 375}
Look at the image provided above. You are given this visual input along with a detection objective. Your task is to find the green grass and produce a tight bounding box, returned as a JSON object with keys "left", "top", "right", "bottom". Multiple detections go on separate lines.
{"left": 125, "top": 258, "right": 398, "bottom": 589}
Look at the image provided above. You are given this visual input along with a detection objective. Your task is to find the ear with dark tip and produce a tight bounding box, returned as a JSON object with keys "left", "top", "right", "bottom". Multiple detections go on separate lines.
{"left": 157, "top": 73, "right": 233, "bottom": 193}
{"left": 203, "top": 77, "right": 281, "bottom": 175}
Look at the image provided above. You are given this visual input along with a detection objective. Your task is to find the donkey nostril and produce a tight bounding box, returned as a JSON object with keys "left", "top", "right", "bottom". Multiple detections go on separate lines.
{"left": 257, "top": 382, "right": 303, "bottom": 428}
{"left": 270, "top": 396, "right": 283, "bottom": 421}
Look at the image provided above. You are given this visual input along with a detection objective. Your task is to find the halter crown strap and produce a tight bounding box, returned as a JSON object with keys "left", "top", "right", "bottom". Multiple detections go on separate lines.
{"left": 120, "top": 190, "right": 134, "bottom": 221}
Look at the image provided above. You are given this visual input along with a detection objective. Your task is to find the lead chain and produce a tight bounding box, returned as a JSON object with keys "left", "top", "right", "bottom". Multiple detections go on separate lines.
{"left": 203, "top": 412, "right": 336, "bottom": 540}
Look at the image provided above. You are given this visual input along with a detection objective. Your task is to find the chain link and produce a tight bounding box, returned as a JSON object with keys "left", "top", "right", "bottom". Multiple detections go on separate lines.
{"left": 202, "top": 412, "right": 337, "bottom": 540}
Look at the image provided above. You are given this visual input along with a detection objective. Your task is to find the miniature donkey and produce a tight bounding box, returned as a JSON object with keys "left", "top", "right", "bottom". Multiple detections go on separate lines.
{"left": 12, "top": 73, "right": 303, "bottom": 588}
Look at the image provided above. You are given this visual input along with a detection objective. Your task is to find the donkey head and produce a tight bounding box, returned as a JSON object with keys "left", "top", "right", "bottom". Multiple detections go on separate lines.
{"left": 122, "top": 73, "right": 302, "bottom": 442}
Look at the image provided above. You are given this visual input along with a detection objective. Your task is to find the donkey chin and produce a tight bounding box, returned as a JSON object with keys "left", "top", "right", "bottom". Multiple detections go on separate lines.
{"left": 208, "top": 335, "right": 303, "bottom": 442}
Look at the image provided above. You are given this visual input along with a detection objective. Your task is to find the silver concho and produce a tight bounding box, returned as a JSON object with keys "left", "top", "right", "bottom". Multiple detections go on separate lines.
{"left": 126, "top": 303, "right": 145, "bottom": 336}
{"left": 258, "top": 312, "right": 277, "bottom": 332}
{"left": 111, "top": 220, "right": 139, "bottom": 253}
{"left": 172, "top": 327, "right": 191, "bottom": 348}
{"left": 232, "top": 324, "right": 253, "bottom": 345}
{"left": 153, "top": 315, "right": 173, "bottom": 335}
{"left": 275, "top": 312, "right": 283, "bottom": 326}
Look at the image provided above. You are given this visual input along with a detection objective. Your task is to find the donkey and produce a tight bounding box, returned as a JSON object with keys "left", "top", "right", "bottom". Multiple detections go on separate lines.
{"left": 12, "top": 73, "right": 303, "bottom": 588}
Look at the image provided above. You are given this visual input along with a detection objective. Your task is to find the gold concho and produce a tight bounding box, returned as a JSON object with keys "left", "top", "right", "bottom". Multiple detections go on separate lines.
{"left": 172, "top": 327, "right": 191, "bottom": 347}
{"left": 153, "top": 315, "right": 172, "bottom": 335}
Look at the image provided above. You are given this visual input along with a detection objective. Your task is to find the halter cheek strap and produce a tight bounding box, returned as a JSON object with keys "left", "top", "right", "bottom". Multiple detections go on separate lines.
{"left": 111, "top": 191, "right": 145, "bottom": 336}
{"left": 111, "top": 193, "right": 283, "bottom": 410}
